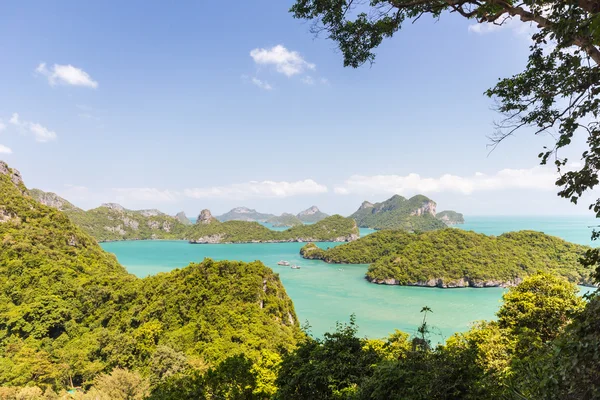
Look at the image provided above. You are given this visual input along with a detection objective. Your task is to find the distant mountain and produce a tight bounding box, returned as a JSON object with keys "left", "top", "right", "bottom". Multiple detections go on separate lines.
{"left": 349, "top": 194, "right": 447, "bottom": 231}
{"left": 175, "top": 211, "right": 193, "bottom": 225}
{"left": 28, "top": 189, "right": 190, "bottom": 242}
{"left": 437, "top": 210, "right": 465, "bottom": 225}
{"left": 28, "top": 188, "right": 78, "bottom": 211}
{"left": 216, "top": 207, "right": 275, "bottom": 222}
{"left": 267, "top": 213, "right": 304, "bottom": 227}
{"left": 297, "top": 206, "right": 329, "bottom": 223}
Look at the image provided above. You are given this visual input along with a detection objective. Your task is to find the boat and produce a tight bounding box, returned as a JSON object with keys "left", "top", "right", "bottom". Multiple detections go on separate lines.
{"left": 291, "top": 265, "right": 301, "bottom": 269}
{"left": 277, "top": 260, "right": 290, "bottom": 266}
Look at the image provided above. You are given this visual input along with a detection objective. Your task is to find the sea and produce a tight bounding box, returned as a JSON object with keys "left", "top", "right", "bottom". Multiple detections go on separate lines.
{"left": 100, "top": 216, "right": 598, "bottom": 342}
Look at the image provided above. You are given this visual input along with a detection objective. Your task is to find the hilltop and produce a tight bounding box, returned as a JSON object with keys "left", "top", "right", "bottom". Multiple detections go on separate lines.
{"left": 296, "top": 206, "right": 329, "bottom": 223}
{"left": 29, "top": 189, "right": 191, "bottom": 242}
{"left": 349, "top": 194, "right": 459, "bottom": 231}
{"left": 300, "top": 228, "right": 594, "bottom": 288}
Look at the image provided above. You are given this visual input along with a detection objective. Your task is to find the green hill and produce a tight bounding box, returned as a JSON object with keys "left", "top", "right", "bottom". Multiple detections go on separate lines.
{"left": 0, "top": 161, "right": 300, "bottom": 388}
{"left": 296, "top": 206, "right": 329, "bottom": 223}
{"left": 349, "top": 194, "right": 449, "bottom": 231}
{"left": 300, "top": 229, "right": 594, "bottom": 287}
{"left": 436, "top": 210, "right": 465, "bottom": 225}
{"left": 267, "top": 213, "right": 304, "bottom": 227}
{"left": 188, "top": 211, "right": 359, "bottom": 243}
{"left": 28, "top": 189, "right": 191, "bottom": 242}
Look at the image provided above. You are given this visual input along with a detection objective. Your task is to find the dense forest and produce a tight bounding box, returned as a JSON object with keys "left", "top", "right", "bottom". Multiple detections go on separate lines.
{"left": 301, "top": 229, "right": 594, "bottom": 287}
{"left": 0, "top": 162, "right": 300, "bottom": 397}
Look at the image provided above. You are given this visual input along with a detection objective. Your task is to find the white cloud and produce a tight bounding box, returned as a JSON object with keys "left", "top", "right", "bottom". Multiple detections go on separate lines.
{"left": 467, "top": 12, "right": 542, "bottom": 40}
{"left": 36, "top": 62, "right": 98, "bottom": 88}
{"left": 250, "top": 45, "right": 315, "bottom": 77}
{"left": 251, "top": 77, "right": 273, "bottom": 90}
{"left": 9, "top": 113, "right": 57, "bottom": 142}
{"left": 302, "top": 76, "right": 315, "bottom": 85}
{"left": 0, "top": 144, "right": 12, "bottom": 154}
{"left": 112, "top": 188, "right": 179, "bottom": 203}
{"left": 334, "top": 166, "right": 559, "bottom": 195}
{"left": 184, "top": 179, "right": 328, "bottom": 200}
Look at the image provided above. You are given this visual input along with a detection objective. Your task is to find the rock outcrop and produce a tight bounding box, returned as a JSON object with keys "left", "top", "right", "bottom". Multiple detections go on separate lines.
{"left": 175, "top": 211, "right": 192, "bottom": 225}
{"left": 197, "top": 209, "right": 217, "bottom": 224}
{"left": 101, "top": 203, "right": 125, "bottom": 212}
{"left": 28, "top": 188, "right": 78, "bottom": 211}
{"left": 366, "top": 276, "right": 524, "bottom": 288}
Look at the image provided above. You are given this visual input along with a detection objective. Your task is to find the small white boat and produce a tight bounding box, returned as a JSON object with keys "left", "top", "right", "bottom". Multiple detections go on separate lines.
{"left": 291, "top": 265, "right": 301, "bottom": 269}
{"left": 277, "top": 260, "right": 290, "bottom": 266}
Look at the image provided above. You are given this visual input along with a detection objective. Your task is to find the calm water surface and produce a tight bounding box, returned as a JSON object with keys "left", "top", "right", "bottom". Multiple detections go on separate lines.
{"left": 101, "top": 216, "right": 596, "bottom": 341}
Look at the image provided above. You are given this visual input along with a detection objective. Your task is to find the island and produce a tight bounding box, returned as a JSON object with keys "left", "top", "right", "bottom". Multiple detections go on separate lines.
{"left": 266, "top": 213, "right": 304, "bottom": 227}
{"left": 349, "top": 194, "right": 459, "bottom": 231}
{"left": 436, "top": 210, "right": 465, "bottom": 225}
{"left": 188, "top": 210, "right": 359, "bottom": 244}
{"left": 300, "top": 228, "right": 594, "bottom": 287}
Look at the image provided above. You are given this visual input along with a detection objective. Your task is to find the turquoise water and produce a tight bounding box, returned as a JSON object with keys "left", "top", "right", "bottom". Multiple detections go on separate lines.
{"left": 460, "top": 215, "right": 599, "bottom": 246}
{"left": 100, "top": 216, "right": 596, "bottom": 341}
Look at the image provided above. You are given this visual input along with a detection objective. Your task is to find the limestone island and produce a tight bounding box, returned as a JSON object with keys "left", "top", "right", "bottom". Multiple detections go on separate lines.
{"left": 350, "top": 194, "right": 463, "bottom": 231}
{"left": 300, "top": 229, "right": 595, "bottom": 288}
{"left": 189, "top": 210, "right": 359, "bottom": 244}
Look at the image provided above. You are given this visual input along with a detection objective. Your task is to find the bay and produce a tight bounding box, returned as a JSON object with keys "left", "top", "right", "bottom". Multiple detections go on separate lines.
{"left": 101, "top": 216, "right": 596, "bottom": 341}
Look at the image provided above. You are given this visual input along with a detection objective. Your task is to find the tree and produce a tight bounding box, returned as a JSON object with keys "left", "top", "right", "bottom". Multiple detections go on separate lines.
{"left": 290, "top": 0, "right": 600, "bottom": 280}
{"left": 497, "top": 272, "right": 584, "bottom": 343}
{"left": 93, "top": 368, "right": 149, "bottom": 400}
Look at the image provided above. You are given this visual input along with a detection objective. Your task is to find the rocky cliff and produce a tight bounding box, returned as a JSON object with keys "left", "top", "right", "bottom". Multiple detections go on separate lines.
{"left": 349, "top": 194, "right": 447, "bottom": 231}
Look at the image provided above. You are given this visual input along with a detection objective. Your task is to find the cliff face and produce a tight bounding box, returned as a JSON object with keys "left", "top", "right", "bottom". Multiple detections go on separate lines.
{"left": 349, "top": 194, "right": 446, "bottom": 231}
{"left": 197, "top": 209, "right": 218, "bottom": 224}
{"left": 28, "top": 188, "right": 78, "bottom": 211}
{"left": 175, "top": 211, "right": 192, "bottom": 225}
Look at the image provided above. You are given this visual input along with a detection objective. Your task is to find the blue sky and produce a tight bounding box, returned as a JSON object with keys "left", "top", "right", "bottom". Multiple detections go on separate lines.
{"left": 0, "top": 1, "right": 592, "bottom": 217}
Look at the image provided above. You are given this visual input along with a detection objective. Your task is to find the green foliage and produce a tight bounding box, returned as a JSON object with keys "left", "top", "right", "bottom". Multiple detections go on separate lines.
{"left": 349, "top": 195, "right": 447, "bottom": 231}
{"left": 275, "top": 315, "right": 383, "bottom": 400}
{"left": 188, "top": 215, "right": 358, "bottom": 243}
{"left": 66, "top": 207, "right": 190, "bottom": 242}
{"left": 93, "top": 368, "right": 150, "bottom": 400}
{"left": 498, "top": 273, "right": 585, "bottom": 343}
{"left": 0, "top": 164, "right": 301, "bottom": 390}
{"left": 301, "top": 229, "right": 593, "bottom": 287}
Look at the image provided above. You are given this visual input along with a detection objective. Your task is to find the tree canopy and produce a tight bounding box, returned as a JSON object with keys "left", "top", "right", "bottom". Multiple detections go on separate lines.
{"left": 290, "top": 0, "right": 600, "bottom": 276}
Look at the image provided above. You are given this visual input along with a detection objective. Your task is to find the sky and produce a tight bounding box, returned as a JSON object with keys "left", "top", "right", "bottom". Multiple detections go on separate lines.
{"left": 0, "top": 1, "right": 594, "bottom": 217}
